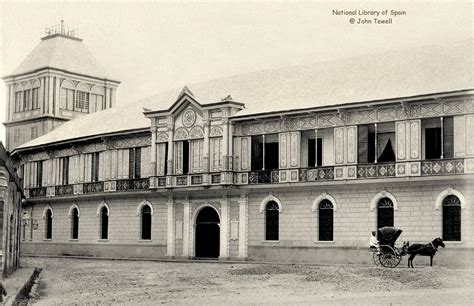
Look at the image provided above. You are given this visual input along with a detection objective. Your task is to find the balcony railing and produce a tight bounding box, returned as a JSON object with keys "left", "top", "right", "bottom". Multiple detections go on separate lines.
{"left": 83, "top": 181, "right": 104, "bottom": 194}
{"left": 55, "top": 185, "right": 74, "bottom": 196}
{"left": 299, "top": 167, "right": 334, "bottom": 182}
{"left": 249, "top": 170, "right": 280, "bottom": 184}
{"left": 421, "top": 158, "right": 464, "bottom": 176}
{"left": 29, "top": 187, "right": 46, "bottom": 198}
{"left": 357, "top": 163, "right": 396, "bottom": 179}
{"left": 116, "top": 178, "right": 150, "bottom": 191}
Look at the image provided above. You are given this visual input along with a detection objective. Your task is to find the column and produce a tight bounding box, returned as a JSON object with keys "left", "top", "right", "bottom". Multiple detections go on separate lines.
{"left": 182, "top": 198, "right": 190, "bottom": 258}
{"left": 167, "top": 124, "right": 174, "bottom": 175}
{"left": 314, "top": 129, "right": 319, "bottom": 167}
{"left": 262, "top": 134, "right": 266, "bottom": 170}
{"left": 166, "top": 197, "right": 175, "bottom": 257}
{"left": 150, "top": 126, "right": 157, "bottom": 176}
{"left": 48, "top": 76, "right": 54, "bottom": 115}
{"left": 6, "top": 84, "right": 11, "bottom": 122}
{"left": 440, "top": 117, "right": 444, "bottom": 159}
{"left": 374, "top": 123, "right": 378, "bottom": 163}
{"left": 238, "top": 194, "right": 248, "bottom": 259}
{"left": 228, "top": 122, "right": 234, "bottom": 170}
{"left": 219, "top": 196, "right": 229, "bottom": 260}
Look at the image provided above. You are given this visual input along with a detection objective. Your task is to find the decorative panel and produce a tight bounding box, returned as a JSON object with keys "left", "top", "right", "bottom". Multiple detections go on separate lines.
{"left": 209, "top": 126, "right": 223, "bottom": 137}
{"left": 444, "top": 100, "right": 464, "bottom": 114}
{"left": 466, "top": 115, "right": 474, "bottom": 156}
{"left": 334, "top": 166, "right": 345, "bottom": 180}
{"left": 409, "top": 120, "right": 420, "bottom": 160}
{"left": 317, "top": 113, "right": 344, "bottom": 128}
{"left": 240, "top": 137, "right": 251, "bottom": 171}
{"left": 346, "top": 126, "right": 357, "bottom": 164}
{"left": 346, "top": 109, "right": 376, "bottom": 124}
{"left": 334, "top": 127, "right": 344, "bottom": 164}
{"left": 156, "top": 132, "right": 169, "bottom": 142}
{"left": 289, "top": 132, "right": 300, "bottom": 168}
{"left": 396, "top": 121, "right": 406, "bottom": 160}
{"left": 279, "top": 133, "right": 287, "bottom": 168}
{"left": 230, "top": 220, "right": 239, "bottom": 240}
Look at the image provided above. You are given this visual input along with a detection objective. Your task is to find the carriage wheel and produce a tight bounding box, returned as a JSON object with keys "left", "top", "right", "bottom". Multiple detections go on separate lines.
{"left": 379, "top": 247, "right": 402, "bottom": 268}
{"left": 372, "top": 252, "right": 381, "bottom": 266}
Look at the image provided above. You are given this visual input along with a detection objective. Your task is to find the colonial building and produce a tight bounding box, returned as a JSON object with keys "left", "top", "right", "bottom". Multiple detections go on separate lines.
{"left": 5, "top": 32, "right": 474, "bottom": 265}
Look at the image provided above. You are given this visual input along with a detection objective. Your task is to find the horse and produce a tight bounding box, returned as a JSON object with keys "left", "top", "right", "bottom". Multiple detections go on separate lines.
{"left": 407, "top": 237, "right": 445, "bottom": 268}
{"left": 400, "top": 241, "right": 410, "bottom": 256}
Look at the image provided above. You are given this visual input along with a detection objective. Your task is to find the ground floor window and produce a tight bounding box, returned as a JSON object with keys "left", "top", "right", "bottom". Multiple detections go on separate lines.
{"left": 377, "top": 198, "right": 394, "bottom": 229}
{"left": 141, "top": 205, "right": 152, "bottom": 240}
{"left": 265, "top": 201, "right": 279, "bottom": 240}
{"left": 71, "top": 207, "right": 79, "bottom": 239}
{"left": 45, "top": 208, "right": 53, "bottom": 240}
{"left": 443, "top": 195, "right": 461, "bottom": 241}
{"left": 318, "top": 200, "right": 334, "bottom": 241}
{"left": 100, "top": 206, "right": 109, "bottom": 240}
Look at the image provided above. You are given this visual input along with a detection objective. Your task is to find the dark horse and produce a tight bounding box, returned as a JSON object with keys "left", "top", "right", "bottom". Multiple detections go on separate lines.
{"left": 407, "top": 238, "right": 445, "bottom": 268}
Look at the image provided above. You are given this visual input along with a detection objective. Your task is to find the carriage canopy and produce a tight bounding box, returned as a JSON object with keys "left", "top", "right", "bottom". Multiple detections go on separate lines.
{"left": 377, "top": 226, "right": 402, "bottom": 247}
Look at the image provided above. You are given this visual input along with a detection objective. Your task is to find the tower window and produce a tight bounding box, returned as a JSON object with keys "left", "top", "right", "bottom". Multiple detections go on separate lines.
{"left": 75, "top": 91, "right": 89, "bottom": 113}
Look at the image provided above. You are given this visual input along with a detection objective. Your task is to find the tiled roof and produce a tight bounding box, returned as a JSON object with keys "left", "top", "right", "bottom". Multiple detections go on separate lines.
{"left": 15, "top": 40, "right": 473, "bottom": 151}
{"left": 6, "top": 34, "right": 114, "bottom": 80}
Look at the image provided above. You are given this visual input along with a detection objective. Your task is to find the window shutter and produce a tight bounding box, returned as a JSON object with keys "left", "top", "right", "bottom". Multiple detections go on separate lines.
{"left": 157, "top": 143, "right": 167, "bottom": 176}
{"left": 175, "top": 142, "right": 183, "bottom": 175}
{"left": 443, "top": 117, "right": 454, "bottom": 159}
{"left": 358, "top": 125, "right": 368, "bottom": 163}
{"left": 141, "top": 146, "right": 150, "bottom": 178}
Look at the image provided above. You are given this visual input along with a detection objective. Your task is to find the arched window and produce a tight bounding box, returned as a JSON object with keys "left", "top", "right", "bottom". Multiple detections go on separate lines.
{"left": 141, "top": 205, "right": 152, "bottom": 240}
{"left": 377, "top": 197, "right": 394, "bottom": 229}
{"left": 71, "top": 207, "right": 79, "bottom": 239}
{"left": 265, "top": 201, "right": 279, "bottom": 241}
{"left": 318, "top": 200, "right": 334, "bottom": 241}
{"left": 443, "top": 195, "right": 461, "bottom": 241}
{"left": 100, "top": 206, "right": 109, "bottom": 240}
{"left": 45, "top": 209, "right": 53, "bottom": 240}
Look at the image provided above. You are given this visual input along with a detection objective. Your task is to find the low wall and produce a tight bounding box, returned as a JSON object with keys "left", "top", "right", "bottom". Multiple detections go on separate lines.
{"left": 248, "top": 245, "right": 474, "bottom": 267}
{"left": 21, "top": 242, "right": 166, "bottom": 259}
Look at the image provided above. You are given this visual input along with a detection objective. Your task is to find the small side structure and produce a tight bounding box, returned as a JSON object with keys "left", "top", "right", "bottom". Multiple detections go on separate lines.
{"left": 0, "top": 142, "right": 22, "bottom": 278}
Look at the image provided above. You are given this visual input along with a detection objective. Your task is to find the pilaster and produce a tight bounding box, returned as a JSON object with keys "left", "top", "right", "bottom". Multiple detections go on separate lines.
{"left": 238, "top": 194, "right": 248, "bottom": 259}
{"left": 219, "top": 196, "right": 229, "bottom": 260}
{"left": 166, "top": 197, "right": 175, "bottom": 257}
{"left": 182, "top": 198, "right": 190, "bottom": 258}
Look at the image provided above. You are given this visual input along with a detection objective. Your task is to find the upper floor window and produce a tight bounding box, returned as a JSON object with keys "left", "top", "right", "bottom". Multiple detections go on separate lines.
{"left": 358, "top": 123, "right": 395, "bottom": 164}
{"left": 75, "top": 91, "right": 89, "bottom": 113}
{"left": 210, "top": 137, "right": 222, "bottom": 171}
{"left": 35, "top": 161, "right": 44, "bottom": 187}
{"left": 308, "top": 138, "right": 323, "bottom": 167}
{"left": 157, "top": 143, "right": 168, "bottom": 176}
{"left": 91, "top": 152, "right": 100, "bottom": 182}
{"left": 13, "top": 129, "right": 21, "bottom": 142}
{"left": 61, "top": 88, "right": 75, "bottom": 110}
{"left": 251, "top": 134, "right": 279, "bottom": 171}
{"left": 442, "top": 195, "right": 461, "bottom": 241}
{"left": 31, "top": 126, "right": 38, "bottom": 139}
{"left": 32, "top": 88, "right": 39, "bottom": 109}
{"left": 14, "top": 91, "right": 22, "bottom": 112}
{"left": 175, "top": 141, "right": 190, "bottom": 175}
{"left": 422, "top": 117, "right": 453, "bottom": 160}
{"left": 129, "top": 147, "right": 142, "bottom": 179}
{"left": 190, "top": 139, "right": 204, "bottom": 173}
{"left": 23, "top": 89, "right": 31, "bottom": 110}
{"left": 90, "top": 94, "right": 105, "bottom": 112}
{"left": 61, "top": 157, "right": 70, "bottom": 185}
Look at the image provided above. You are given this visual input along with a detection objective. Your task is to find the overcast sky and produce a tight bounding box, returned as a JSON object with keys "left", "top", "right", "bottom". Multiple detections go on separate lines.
{"left": 0, "top": 0, "right": 472, "bottom": 144}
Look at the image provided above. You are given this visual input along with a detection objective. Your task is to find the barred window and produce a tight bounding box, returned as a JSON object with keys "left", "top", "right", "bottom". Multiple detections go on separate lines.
{"left": 45, "top": 208, "right": 53, "bottom": 240}
{"left": 71, "top": 207, "right": 79, "bottom": 239}
{"left": 265, "top": 201, "right": 279, "bottom": 241}
{"left": 377, "top": 197, "right": 394, "bottom": 229}
{"left": 91, "top": 152, "right": 100, "bottom": 182}
{"left": 61, "top": 157, "right": 69, "bottom": 185}
{"left": 75, "top": 90, "right": 89, "bottom": 113}
{"left": 443, "top": 195, "right": 461, "bottom": 241}
{"left": 36, "top": 161, "right": 44, "bottom": 187}
{"left": 141, "top": 205, "right": 152, "bottom": 240}
{"left": 318, "top": 199, "right": 334, "bottom": 241}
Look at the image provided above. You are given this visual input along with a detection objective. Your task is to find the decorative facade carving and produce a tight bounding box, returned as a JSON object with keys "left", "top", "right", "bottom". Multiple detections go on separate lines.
{"left": 334, "top": 128, "right": 344, "bottom": 164}
{"left": 396, "top": 122, "right": 406, "bottom": 160}
{"left": 209, "top": 126, "right": 223, "bottom": 137}
{"left": 289, "top": 132, "right": 298, "bottom": 167}
{"left": 108, "top": 135, "right": 151, "bottom": 149}
{"left": 174, "top": 128, "right": 189, "bottom": 141}
{"left": 410, "top": 120, "right": 420, "bottom": 159}
{"left": 156, "top": 132, "right": 169, "bottom": 142}
{"left": 346, "top": 126, "right": 357, "bottom": 164}
{"left": 279, "top": 133, "right": 287, "bottom": 168}
{"left": 189, "top": 126, "right": 204, "bottom": 139}
{"left": 182, "top": 109, "right": 197, "bottom": 127}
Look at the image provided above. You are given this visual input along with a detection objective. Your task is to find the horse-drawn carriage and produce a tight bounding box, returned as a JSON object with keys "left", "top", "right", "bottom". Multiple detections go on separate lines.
{"left": 371, "top": 227, "right": 409, "bottom": 268}
{"left": 371, "top": 226, "right": 445, "bottom": 268}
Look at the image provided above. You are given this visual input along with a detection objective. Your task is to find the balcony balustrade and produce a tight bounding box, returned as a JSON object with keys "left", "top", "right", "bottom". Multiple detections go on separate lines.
{"left": 420, "top": 158, "right": 464, "bottom": 176}
{"left": 299, "top": 167, "right": 334, "bottom": 182}
{"left": 248, "top": 170, "right": 279, "bottom": 184}
{"left": 29, "top": 187, "right": 46, "bottom": 198}
{"left": 55, "top": 185, "right": 74, "bottom": 196}
{"left": 83, "top": 181, "right": 104, "bottom": 194}
{"left": 116, "top": 178, "right": 149, "bottom": 191}
{"left": 357, "top": 162, "right": 396, "bottom": 179}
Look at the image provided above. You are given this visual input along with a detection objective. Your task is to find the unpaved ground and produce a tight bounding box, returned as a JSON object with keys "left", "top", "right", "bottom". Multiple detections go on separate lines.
{"left": 22, "top": 257, "right": 474, "bottom": 305}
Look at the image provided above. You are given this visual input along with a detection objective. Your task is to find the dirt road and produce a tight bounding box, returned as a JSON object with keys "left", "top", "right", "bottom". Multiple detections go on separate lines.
{"left": 22, "top": 257, "right": 473, "bottom": 305}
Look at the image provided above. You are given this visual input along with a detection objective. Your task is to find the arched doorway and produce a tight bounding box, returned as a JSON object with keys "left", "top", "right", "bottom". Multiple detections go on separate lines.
{"left": 195, "top": 207, "right": 220, "bottom": 258}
